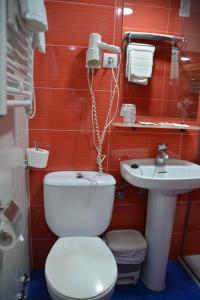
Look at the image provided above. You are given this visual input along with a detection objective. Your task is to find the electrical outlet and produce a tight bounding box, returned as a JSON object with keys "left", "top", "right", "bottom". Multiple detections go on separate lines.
{"left": 103, "top": 53, "right": 118, "bottom": 69}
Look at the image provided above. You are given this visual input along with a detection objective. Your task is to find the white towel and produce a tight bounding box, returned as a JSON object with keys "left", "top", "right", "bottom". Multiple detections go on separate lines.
{"left": 7, "top": 0, "right": 19, "bottom": 32}
{"left": 19, "top": 0, "right": 48, "bottom": 33}
{"left": 126, "top": 43, "right": 155, "bottom": 85}
{"left": 7, "top": 1, "right": 33, "bottom": 37}
{"left": 32, "top": 32, "right": 46, "bottom": 53}
{"left": 7, "top": 0, "right": 48, "bottom": 52}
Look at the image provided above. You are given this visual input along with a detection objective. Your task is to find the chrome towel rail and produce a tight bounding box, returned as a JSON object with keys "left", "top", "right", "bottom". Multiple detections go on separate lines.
{"left": 124, "top": 31, "right": 185, "bottom": 49}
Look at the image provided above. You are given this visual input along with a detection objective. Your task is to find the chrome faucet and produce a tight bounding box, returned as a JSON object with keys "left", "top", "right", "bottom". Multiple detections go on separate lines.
{"left": 155, "top": 144, "right": 169, "bottom": 166}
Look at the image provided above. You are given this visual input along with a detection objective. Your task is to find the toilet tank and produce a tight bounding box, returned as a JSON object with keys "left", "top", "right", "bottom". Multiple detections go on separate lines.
{"left": 44, "top": 171, "right": 116, "bottom": 237}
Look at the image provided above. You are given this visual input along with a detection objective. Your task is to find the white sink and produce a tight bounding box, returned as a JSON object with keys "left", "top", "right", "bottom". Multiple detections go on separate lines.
{"left": 120, "top": 158, "right": 200, "bottom": 292}
{"left": 120, "top": 158, "right": 200, "bottom": 193}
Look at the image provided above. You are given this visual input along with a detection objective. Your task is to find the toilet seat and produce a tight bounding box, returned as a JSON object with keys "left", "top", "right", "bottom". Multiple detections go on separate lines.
{"left": 45, "top": 237, "right": 117, "bottom": 300}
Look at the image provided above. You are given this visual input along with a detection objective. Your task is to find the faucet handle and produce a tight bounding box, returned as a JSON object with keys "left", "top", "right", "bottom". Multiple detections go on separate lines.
{"left": 158, "top": 144, "right": 168, "bottom": 151}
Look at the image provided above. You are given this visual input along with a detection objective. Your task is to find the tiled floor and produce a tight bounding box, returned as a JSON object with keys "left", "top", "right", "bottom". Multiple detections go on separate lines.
{"left": 28, "top": 261, "right": 200, "bottom": 300}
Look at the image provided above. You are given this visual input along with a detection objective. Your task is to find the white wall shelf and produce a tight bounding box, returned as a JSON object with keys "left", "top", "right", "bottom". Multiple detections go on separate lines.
{"left": 112, "top": 122, "right": 200, "bottom": 131}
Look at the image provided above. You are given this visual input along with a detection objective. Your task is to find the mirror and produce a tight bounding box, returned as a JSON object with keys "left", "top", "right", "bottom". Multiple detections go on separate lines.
{"left": 122, "top": 0, "right": 200, "bottom": 122}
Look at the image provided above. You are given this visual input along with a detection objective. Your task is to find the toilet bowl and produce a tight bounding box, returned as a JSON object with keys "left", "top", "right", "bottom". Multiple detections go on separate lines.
{"left": 45, "top": 237, "right": 117, "bottom": 300}
{"left": 43, "top": 171, "right": 117, "bottom": 300}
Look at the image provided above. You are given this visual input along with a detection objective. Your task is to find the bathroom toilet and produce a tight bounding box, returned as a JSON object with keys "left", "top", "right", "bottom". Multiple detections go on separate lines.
{"left": 43, "top": 171, "right": 117, "bottom": 300}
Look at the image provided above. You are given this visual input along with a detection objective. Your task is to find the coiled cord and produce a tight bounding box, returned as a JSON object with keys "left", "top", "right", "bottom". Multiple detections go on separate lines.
{"left": 87, "top": 52, "right": 121, "bottom": 175}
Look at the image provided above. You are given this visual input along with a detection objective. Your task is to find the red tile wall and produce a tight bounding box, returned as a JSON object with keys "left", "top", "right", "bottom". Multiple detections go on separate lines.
{"left": 30, "top": 0, "right": 123, "bottom": 268}
{"left": 122, "top": 0, "right": 200, "bottom": 260}
{"left": 30, "top": 0, "right": 200, "bottom": 268}
{"left": 123, "top": 0, "right": 200, "bottom": 122}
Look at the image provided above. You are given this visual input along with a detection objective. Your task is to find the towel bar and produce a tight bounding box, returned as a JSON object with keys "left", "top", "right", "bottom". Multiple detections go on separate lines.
{"left": 7, "top": 100, "right": 32, "bottom": 107}
{"left": 124, "top": 32, "right": 185, "bottom": 50}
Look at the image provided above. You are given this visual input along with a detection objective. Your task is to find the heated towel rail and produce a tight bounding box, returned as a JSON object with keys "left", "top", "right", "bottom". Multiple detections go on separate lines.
{"left": 0, "top": 0, "right": 33, "bottom": 117}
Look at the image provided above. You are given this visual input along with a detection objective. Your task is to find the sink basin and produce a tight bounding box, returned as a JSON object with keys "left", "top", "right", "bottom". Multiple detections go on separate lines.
{"left": 120, "top": 158, "right": 200, "bottom": 192}
{"left": 120, "top": 158, "right": 200, "bottom": 292}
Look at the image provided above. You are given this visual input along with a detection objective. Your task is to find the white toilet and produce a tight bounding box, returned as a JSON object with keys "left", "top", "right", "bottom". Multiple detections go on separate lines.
{"left": 43, "top": 171, "right": 117, "bottom": 300}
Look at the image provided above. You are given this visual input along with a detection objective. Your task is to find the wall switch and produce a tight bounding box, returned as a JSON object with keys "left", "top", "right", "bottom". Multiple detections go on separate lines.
{"left": 103, "top": 53, "right": 118, "bottom": 69}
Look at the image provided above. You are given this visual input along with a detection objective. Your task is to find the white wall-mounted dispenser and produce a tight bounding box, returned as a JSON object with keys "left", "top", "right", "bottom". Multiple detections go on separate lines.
{"left": 27, "top": 141, "right": 49, "bottom": 168}
{"left": 86, "top": 33, "right": 120, "bottom": 69}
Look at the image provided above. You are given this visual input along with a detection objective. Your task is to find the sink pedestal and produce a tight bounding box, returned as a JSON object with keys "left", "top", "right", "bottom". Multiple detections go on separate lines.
{"left": 120, "top": 158, "right": 200, "bottom": 290}
{"left": 142, "top": 190, "right": 177, "bottom": 291}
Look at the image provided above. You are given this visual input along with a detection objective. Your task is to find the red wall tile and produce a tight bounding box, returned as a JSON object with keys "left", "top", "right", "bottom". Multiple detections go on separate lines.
{"left": 124, "top": 5, "right": 169, "bottom": 33}
{"left": 169, "top": 0, "right": 181, "bottom": 9}
{"left": 173, "top": 202, "right": 188, "bottom": 234}
{"left": 169, "top": 234, "right": 182, "bottom": 259}
{"left": 180, "top": 10, "right": 200, "bottom": 36}
{"left": 29, "top": 170, "right": 48, "bottom": 206}
{"left": 30, "top": 0, "right": 124, "bottom": 268}
{"left": 191, "top": 189, "right": 200, "bottom": 202}
{"left": 31, "top": 206, "right": 56, "bottom": 239}
{"left": 32, "top": 239, "right": 57, "bottom": 269}
{"left": 34, "top": 46, "right": 112, "bottom": 90}
{"left": 108, "top": 203, "right": 147, "bottom": 232}
{"left": 124, "top": 0, "right": 170, "bottom": 8}
{"left": 30, "top": 89, "right": 113, "bottom": 131}
{"left": 29, "top": 129, "right": 108, "bottom": 170}
{"left": 47, "top": 0, "right": 116, "bottom": 6}
{"left": 182, "top": 232, "right": 200, "bottom": 256}
{"left": 180, "top": 134, "right": 198, "bottom": 162}
{"left": 108, "top": 131, "right": 181, "bottom": 169}
{"left": 45, "top": 1, "right": 115, "bottom": 46}
{"left": 108, "top": 169, "right": 148, "bottom": 205}
{"left": 122, "top": 74, "right": 165, "bottom": 100}
{"left": 123, "top": 98, "right": 162, "bottom": 117}
{"left": 186, "top": 201, "right": 200, "bottom": 232}
{"left": 30, "top": 0, "right": 200, "bottom": 268}
{"left": 168, "top": 8, "right": 184, "bottom": 35}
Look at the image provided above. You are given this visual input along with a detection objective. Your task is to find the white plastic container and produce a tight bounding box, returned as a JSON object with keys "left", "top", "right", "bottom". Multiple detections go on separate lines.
{"left": 104, "top": 229, "right": 147, "bottom": 285}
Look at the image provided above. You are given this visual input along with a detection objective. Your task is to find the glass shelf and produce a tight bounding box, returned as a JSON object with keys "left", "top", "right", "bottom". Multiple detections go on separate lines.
{"left": 124, "top": 32, "right": 185, "bottom": 44}
{"left": 112, "top": 122, "right": 200, "bottom": 131}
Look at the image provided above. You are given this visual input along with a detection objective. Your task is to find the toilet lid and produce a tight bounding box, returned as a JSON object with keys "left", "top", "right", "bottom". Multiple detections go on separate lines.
{"left": 45, "top": 237, "right": 117, "bottom": 300}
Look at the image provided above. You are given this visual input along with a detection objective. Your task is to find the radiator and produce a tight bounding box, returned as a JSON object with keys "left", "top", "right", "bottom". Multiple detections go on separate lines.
{"left": 0, "top": 0, "right": 33, "bottom": 117}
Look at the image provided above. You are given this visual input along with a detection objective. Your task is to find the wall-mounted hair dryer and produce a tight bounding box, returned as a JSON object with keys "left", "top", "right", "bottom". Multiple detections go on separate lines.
{"left": 86, "top": 33, "right": 120, "bottom": 69}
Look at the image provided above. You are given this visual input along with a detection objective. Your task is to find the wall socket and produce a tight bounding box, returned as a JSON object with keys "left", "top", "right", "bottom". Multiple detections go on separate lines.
{"left": 103, "top": 53, "right": 118, "bottom": 69}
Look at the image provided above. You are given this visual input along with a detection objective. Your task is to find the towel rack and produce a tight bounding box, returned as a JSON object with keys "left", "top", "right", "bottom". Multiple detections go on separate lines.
{"left": 124, "top": 32, "right": 185, "bottom": 49}
{"left": 0, "top": 0, "right": 33, "bottom": 117}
